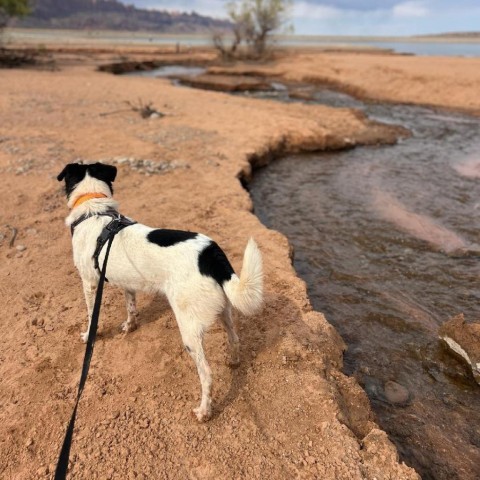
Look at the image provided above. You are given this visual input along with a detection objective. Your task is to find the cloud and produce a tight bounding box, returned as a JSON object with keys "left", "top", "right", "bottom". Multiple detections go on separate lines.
{"left": 294, "top": 2, "right": 342, "bottom": 20}
{"left": 310, "top": 0, "right": 399, "bottom": 11}
{"left": 292, "top": 0, "right": 477, "bottom": 12}
{"left": 392, "top": 1, "right": 429, "bottom": 17}
{"left": 127, "top": 0, "right": 480, "bottom": 35}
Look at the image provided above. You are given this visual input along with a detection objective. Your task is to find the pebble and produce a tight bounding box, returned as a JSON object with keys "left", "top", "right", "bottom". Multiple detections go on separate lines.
{"left": 36, "top": 466, "right": 48, "bottom": 476}
{"left": 139, "top": 419, "right": 150, "bottom": 429}
{"left": 107, "top": 156, "right": 189, "bottom": 175}
{"left": 16, "top": 245, "right": 27, "bottom": 252}
{"left": 384, "top": 381, "right": 410, "bottom": 405}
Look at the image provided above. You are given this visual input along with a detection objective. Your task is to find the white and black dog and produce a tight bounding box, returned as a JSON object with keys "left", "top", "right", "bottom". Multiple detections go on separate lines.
{"left": 57, "top": 162, "right": 263, "bottom": 421}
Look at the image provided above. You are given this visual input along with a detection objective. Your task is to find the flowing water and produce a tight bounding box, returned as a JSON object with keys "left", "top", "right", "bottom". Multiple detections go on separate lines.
{"left": 124, "top": 65, "right": 206, "bottom": 78}
{"left": 249, "top": 94, "right": 480, "bottom": 479}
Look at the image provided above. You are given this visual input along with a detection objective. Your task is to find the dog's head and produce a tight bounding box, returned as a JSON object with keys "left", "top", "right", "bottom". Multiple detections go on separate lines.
{"left": 57, "top": 162, "right": 117, "bottom": 201}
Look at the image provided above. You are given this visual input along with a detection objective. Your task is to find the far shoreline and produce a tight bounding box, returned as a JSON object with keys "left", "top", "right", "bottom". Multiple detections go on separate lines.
{"left": 5, "top": 27, "right": 480, "bottom": 46}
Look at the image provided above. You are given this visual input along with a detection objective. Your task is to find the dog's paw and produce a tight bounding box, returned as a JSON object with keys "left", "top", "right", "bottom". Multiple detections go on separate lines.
{"left": 80, "top": 331, "right": 89, "bottom": 343}
{"left": 120, "top": 321, "right": 137, "bottom": 334}
{"left": 193, "top": 406, "right": 211, "bottom": 423}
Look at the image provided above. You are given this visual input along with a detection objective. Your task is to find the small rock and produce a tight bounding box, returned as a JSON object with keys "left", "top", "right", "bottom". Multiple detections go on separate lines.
{"left": 384, "top": 381, "right": 410, "bottom": 405}
{"left": 36, "top": 466, "right": 47, "bottom": 476}
{"left": 440, "top": 313, "right": 480, "bottom": 385}
{"left": 139, "top": 419, "right": 150, "bottom": 429}
{"left": 16, "top": 245, "right": 27, "bottom": 252}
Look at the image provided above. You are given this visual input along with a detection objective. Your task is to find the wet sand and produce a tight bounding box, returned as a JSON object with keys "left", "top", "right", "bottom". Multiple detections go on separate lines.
{"left": 2, "top": 43, "right": 478, "bottom": 478}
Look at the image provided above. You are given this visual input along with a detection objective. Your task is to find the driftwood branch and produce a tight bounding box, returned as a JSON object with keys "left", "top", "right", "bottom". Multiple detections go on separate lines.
{"left": 100, "top": 99, "right": 165, "bottom": 119}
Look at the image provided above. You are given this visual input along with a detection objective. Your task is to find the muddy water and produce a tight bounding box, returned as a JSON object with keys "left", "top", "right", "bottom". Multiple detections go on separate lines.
{"left": 250, "top": 96, "right": 480, "bottom": 479}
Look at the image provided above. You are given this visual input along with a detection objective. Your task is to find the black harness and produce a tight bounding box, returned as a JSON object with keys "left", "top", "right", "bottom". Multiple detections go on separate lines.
{"left": 70, "top": 209, "right": 137, "bottom": 277}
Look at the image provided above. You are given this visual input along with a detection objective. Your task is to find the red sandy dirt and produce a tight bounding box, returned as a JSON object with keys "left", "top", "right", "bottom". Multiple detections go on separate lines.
{"left": 0, "top": 48, "right": 424, "bottom": 480}
{"left": 209, "top": 50, "right": 480, "bottom": 115}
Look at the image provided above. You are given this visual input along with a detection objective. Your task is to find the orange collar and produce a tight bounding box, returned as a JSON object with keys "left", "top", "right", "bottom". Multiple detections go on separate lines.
{"left": 72, "top": 193, "right": 108, "bottom": 209}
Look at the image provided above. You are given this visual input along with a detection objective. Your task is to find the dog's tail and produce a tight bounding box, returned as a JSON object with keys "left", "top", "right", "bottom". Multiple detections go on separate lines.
{"left": 223, "top": 238, "right": 263, "bottom": 316}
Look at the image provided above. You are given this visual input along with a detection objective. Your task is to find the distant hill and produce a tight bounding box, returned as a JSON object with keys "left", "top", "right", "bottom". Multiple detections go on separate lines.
{"left": 12, "top": 0, "right": 232, "bottom": 33}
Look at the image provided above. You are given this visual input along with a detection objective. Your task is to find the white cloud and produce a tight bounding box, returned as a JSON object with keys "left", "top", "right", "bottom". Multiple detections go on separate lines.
{"left": 294, "top": 2, "right": 343, "bottom": 20}
{"left": 393, "top": 1, "right": 429, "bottom": 18}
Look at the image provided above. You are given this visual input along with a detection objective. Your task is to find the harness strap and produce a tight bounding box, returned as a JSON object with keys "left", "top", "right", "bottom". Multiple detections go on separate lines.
{"left": 92, "top": 214, "right": 137, "bottom": 277}
{"left": 70, "top": 209, "right": 120, "bottom": 236}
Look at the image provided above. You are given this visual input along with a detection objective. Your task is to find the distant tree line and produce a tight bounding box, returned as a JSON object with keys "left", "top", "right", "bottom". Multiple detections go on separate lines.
{"left": 0, "top": 0, "right": 30, "bottom": 29}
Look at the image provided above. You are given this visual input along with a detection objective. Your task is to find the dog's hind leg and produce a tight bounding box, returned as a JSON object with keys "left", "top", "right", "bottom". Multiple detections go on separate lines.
{"left": 121, "top": 289, "right": 138, "bottom": 333}
{"left": 81, "top": 280, "right": 97, "bottom": 343}
{"left": 219, "top": 303, "right": 240, "bottom": 367}
{"left": 175, "top": 315, "right": 212, "bottom": 422}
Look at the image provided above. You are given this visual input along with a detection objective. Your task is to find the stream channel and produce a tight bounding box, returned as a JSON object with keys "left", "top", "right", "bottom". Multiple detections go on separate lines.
{"left": 248, "top": 87, "right": 480, "bottom": 480}
{"left": 128, "top": 65, "right": 480, "bottom": 479}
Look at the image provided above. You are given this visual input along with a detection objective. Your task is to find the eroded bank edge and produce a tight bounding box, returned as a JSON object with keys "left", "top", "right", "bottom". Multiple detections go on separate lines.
{"left": 236, "top": 112, "right": 418, "bottom": 476}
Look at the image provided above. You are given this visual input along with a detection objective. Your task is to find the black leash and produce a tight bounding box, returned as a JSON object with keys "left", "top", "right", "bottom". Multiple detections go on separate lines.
{"left": 55, "top": 215, "right": 135, "bottom": 480}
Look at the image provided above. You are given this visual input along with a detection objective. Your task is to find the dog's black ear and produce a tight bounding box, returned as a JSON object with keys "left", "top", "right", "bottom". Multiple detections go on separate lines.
{"left": 57, "top": 163, "right": 84, "bottom": 182}
{"left": 57, "top": 165, "right": 69, "bottom": 181}
{"left": 88, "top": 163, "right": 117, "bottom": 183}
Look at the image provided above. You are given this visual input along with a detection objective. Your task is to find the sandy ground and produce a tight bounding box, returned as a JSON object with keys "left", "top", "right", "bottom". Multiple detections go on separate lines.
{"left": 1, "top": 45, "right": 469, "bottom": 479}
{"left": 209, "top": 50, "right": 480, "bottom": 115}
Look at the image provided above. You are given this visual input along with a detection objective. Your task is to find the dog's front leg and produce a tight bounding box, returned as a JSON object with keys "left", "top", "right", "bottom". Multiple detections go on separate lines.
{"left": 81, "top": 280, "right": 98, "bottom": 343}
{"left": 121, "top": 289, "right": 138, "bottom": 333}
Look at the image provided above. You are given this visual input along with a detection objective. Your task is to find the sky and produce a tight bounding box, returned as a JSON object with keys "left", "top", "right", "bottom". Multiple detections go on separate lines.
{"left": 127, "top": 0, "right": 480, "bottom": 36}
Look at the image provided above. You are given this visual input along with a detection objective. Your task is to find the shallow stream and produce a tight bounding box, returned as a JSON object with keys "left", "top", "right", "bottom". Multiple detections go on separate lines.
{"left": 249, "top": 91, "right": 480, "bottom": 479}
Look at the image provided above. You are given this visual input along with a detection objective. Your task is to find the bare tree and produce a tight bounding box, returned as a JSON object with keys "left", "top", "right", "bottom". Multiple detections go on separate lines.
{"left": 214, "top": 0, "right": 292, "bottom": 59}
{"left": 0, "top": 0, "right": 31, "bottom": 30}
{"left": 1, "top": 0, "right": 37, "bottom": 68}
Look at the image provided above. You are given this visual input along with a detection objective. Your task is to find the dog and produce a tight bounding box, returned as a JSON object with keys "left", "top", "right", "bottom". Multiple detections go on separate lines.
{"left": 57, "top": 162, "right": 263, "bottom": 421}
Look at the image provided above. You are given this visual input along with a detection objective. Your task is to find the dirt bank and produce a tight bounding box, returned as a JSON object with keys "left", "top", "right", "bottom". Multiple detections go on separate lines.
{"left": 0, "top": 47, "right": 421, "bottom": 480}
{"left": 208, "top": 50, "right": 480, "bottom": 115}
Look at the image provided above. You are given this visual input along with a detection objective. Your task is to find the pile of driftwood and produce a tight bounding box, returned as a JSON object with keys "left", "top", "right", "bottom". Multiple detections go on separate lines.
{"left": 0, "top": 48, "right": 36, "bottom": 67}
{"left": 0, "top": 47, "right": 55, "bottom": 69}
